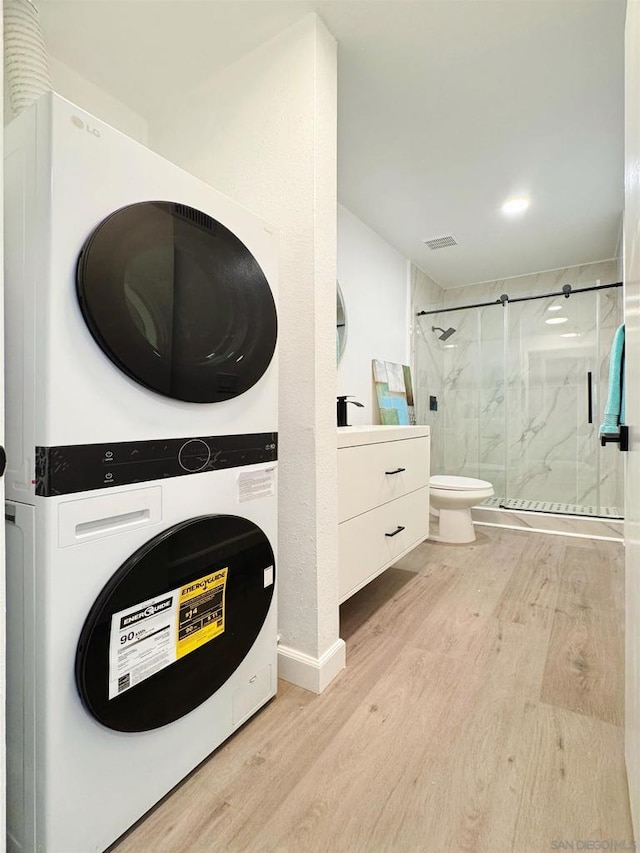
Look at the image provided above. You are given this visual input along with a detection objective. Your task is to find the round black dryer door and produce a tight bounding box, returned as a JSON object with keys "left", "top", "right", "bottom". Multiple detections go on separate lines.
{"left": 76, "top": 202, "right": 277, "bottom": 403}
{"left": 75, "top": 515, "right": 275, "bottom": 732}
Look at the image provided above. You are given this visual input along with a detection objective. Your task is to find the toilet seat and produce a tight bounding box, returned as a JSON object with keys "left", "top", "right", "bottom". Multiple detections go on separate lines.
{"left": 430, "top": 475, "right": 493, "bottom": 491}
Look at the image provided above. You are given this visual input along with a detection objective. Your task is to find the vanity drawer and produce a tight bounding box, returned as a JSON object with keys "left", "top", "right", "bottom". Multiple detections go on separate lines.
{"left": 338, "top": 486, "right": 429, "bottom": 602}
{"left": 338, "top": 436, "right": 430, "bottom": 522}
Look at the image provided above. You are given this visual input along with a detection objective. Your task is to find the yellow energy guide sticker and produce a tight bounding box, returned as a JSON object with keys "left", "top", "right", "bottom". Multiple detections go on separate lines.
{"left": 108, "top": 568, "right": 229, "bottom": 699}
{"left": 176, "top": 569, "right": 228, "bottom": 658}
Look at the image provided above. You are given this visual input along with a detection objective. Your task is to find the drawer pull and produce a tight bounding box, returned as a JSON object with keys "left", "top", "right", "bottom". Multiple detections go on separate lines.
{"left": 385, "top": 467, "right": 406, "bottom": 475}
{"left": 385, "top": 525, "right": 405, "bottom": 537}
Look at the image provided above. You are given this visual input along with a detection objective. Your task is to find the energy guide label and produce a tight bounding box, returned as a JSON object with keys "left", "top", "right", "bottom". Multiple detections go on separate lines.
{"left": 108, "top": 569, "right": 228, "bottom": 699}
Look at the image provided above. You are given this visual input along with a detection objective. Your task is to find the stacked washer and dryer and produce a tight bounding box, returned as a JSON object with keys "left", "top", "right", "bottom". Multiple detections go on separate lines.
{"left": 5, "top": 93, "right": 279, "bottom": 853}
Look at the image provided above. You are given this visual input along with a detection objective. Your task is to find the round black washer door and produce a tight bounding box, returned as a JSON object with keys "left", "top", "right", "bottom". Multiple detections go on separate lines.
{"left": 75, "top": 515, "right": 275, "bottom": 732}
{"left": 76, "top": 201, "right": 277, "bottom": 403}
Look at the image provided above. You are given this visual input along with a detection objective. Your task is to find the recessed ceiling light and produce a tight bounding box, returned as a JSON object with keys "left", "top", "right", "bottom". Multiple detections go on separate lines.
{"left": 502, "top": 197, "right": 530, "bottom": 215}
{"left": 444, "top": 344, "right": 457, "bottom": 349}
{"left": 546, "top": 317, "right": 568, "bottom": 325}
{"left": 547, "top": 305, "right": 562, "bottom": 312}
{"left": 560, "top": 332, "right": 579, "bottom": 338}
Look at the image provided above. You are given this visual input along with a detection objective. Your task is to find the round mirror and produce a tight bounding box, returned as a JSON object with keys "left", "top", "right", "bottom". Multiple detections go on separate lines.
{"left": 337, "top": 282, "right": 347, "bottom": 363}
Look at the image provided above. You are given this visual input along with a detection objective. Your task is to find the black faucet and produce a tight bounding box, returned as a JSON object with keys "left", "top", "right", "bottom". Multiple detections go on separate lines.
{"left": 337, "top": 395, "right": 364, "bottom": 427}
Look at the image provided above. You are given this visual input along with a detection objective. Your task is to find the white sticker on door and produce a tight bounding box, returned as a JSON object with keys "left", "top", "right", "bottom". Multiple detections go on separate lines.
{"left": 108, "top": 569, "right": 228, "bottom": 699}
{"left": 237, "top": 467, "right": 276, "bottom": 502}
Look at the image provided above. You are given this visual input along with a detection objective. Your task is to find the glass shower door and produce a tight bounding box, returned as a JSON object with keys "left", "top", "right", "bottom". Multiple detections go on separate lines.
{"left": 414, "top": 304, "right": 506, "bottom": 498}
{"left": 596, "top": 286, "right": 625, "bottom": 516}
{"left": 414, "top": 280, "right": 624, "bottom": 518}
{"left": 504, "top": 289, "right": 621, "bottom": 517}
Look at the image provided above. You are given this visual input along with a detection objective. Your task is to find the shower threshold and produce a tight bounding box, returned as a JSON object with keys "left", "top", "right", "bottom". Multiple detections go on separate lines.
{"left": 482, "top": 496, "right": 623, "bottom": 520}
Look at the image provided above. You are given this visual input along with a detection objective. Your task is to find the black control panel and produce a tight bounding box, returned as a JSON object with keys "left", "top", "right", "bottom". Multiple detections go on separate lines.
{"left": 35, "top": 432, "right": 278, "bottom": 497}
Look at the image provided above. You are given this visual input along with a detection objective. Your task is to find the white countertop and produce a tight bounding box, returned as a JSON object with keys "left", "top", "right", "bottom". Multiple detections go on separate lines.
{"left": 337, "top": 424, "right": 430, "bottom": 448}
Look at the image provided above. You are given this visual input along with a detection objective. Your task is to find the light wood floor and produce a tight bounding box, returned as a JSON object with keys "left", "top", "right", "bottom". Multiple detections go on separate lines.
{"left": 111, "top": 527, "right": 633, "bottom": 853}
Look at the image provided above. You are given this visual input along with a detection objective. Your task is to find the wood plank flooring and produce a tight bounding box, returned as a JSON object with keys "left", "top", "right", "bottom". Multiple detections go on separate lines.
{"left": 111, "top": 527, "right": 632, "bottom": 853}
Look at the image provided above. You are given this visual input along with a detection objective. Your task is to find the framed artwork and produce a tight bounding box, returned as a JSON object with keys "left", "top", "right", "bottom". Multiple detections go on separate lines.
{"left": 372, "top": 359, "right": 415, "bottom": 425}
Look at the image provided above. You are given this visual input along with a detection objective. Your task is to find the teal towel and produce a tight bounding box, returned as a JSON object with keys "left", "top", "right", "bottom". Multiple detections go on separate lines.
{"left": 600, "top": 323, "right": 625, "bottom": 435}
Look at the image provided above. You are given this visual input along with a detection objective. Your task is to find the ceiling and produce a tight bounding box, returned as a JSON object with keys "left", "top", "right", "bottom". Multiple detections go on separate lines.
{"left": 38, "top": 0, "right": 626, "bottom": 289}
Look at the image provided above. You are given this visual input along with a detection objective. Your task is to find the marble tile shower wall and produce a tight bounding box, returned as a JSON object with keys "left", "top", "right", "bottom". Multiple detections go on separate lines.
{"left": 411, "top": 265, "right": 445, "bottom": 473}
{"left": 411, "top": 260, "right": 623, "bottom": 512}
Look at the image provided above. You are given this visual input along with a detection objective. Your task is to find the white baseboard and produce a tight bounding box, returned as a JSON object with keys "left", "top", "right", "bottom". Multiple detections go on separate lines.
{"left": 277, "top": 637, "right": 346, "bottom": 694}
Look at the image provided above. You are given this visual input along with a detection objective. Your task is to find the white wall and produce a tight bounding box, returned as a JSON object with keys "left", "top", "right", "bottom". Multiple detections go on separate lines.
{"left": 3, "top": 54, "right": 149, "bottom": 143}
{"left": 624, "top": 0, "right": 640, "bottom": 838}
{"left": 337, "top": 204, "right": 409, "bottom": 424}
{"left": 150, "top": 14, "right": 343, "bottom": 692}
{"left": 48, "top": 56, "right": 149, "bottom": 143}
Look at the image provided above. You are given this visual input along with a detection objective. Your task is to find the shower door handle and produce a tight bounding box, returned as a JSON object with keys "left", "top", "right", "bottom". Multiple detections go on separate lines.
{"left": 587, "top": 371, "right": 593, "bottom": 424}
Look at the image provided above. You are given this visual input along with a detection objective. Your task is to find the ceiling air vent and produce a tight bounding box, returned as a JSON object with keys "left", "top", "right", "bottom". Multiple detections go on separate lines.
{"left": 423, "top": 235, "right": 458, "bottom": 250}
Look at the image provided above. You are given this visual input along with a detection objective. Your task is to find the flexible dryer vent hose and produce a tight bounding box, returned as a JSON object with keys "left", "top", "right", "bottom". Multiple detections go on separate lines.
{"left": 4, "top": 0, "right": 51, "bottom": 117}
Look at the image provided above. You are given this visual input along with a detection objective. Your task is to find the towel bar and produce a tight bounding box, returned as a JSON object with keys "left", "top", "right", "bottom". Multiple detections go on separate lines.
{"left": 600, "top": 425, "right": 629, "bottom": 451}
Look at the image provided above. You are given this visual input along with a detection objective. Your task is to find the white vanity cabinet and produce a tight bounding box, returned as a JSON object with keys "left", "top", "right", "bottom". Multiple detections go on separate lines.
{"left": 337, "top": 425, "right": 430, "bottom": 603}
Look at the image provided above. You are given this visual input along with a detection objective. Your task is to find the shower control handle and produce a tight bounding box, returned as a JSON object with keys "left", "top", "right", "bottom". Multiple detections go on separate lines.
{"left": 587, "top": 371, "right": 593, "bottom": 424}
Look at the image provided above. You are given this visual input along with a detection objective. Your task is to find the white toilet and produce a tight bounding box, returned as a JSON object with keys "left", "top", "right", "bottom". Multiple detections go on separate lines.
{"left": 429, "top": 475, "right": 494, "bottom": 543}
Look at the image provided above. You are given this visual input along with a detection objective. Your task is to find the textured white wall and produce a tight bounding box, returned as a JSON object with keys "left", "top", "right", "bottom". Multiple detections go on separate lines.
{"left": 337, "top": 204, "right": 410, "bottom": 424}
{"left": 150, "top": 15, "right": 340, "bottom": 664}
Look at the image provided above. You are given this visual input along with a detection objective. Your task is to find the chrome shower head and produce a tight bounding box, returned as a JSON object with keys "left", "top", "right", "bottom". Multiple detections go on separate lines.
{"left": 432, "top": 325, "right": 456, "bottom": 341}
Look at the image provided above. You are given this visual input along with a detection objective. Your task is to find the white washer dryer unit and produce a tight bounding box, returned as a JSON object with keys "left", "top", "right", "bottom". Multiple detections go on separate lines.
{"left": 7, "top": 465, "right": 277, "bottom": 853}
{"left": 4, "top": 92, "right": 278, "bottom": 504}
